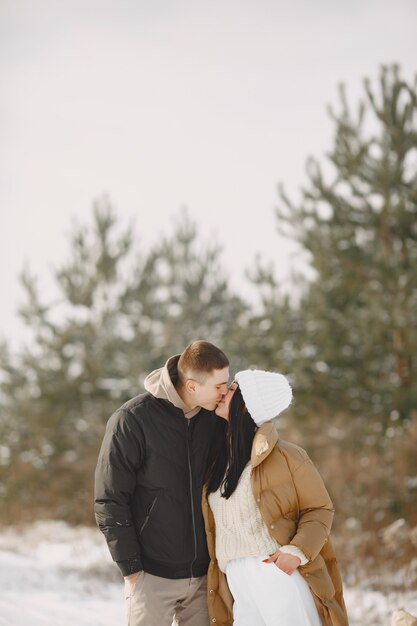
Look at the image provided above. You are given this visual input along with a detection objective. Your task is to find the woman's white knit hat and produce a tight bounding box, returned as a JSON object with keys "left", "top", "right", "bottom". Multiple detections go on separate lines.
{"left": 234, "top": 369, "right": 292, "bottom": 426}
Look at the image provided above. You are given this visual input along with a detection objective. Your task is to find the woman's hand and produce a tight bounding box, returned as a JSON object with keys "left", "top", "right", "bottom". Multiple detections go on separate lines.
{"left": 262, "top": 550, "right": 301, "bottom": 575}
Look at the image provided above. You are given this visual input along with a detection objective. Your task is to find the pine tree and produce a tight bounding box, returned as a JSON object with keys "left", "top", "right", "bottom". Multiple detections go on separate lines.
{"left": 122, "top": 209, "right": 248, "bottom": 372}
{"left": 0, "top": 201, "right": 246, "bottom": 522}
{"left": 277, "top": 65, "right": 417, "bottom": 419}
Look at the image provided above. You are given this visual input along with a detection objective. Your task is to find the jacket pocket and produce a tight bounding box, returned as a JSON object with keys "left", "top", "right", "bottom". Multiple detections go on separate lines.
{"left": 299, "top": 554, "right": 335, "bottom": 600}
{"left": 139, "top": 496, "right": 158, "bottom": 535}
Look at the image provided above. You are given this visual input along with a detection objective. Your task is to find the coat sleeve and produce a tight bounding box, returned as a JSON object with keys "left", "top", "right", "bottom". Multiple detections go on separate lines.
{"left": 289, "top": 456, "right": 335, "bottom": 562}
{"left": 94, "top": 408, "right": 145, "bottom": 577}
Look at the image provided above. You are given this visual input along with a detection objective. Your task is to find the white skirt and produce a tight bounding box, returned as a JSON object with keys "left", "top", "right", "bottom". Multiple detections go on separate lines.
{"left": 226, "top": 555, "right": 323, "bottom": 626}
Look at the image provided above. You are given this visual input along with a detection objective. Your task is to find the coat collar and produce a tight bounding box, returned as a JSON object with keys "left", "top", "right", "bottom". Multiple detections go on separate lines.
{"left": 250, "top": 421, "right": 279, "bottom": 467}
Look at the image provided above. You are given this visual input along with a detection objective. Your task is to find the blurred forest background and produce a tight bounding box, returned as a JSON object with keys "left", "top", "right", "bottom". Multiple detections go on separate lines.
{"left": 1, "top": 65, "right": 416, "bottom": 595}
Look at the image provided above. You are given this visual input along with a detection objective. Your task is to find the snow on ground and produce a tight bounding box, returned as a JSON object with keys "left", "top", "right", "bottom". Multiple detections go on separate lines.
{"left": 0, "top": 521, "right": 124, "bottom": 626}
{"left": 0, "top": 521, "right": 416, "bottom": 626}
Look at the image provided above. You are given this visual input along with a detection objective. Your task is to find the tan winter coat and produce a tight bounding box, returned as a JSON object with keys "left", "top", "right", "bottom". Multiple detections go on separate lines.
{"left": 202, "top": 421, "right": 349, "bottom": 626}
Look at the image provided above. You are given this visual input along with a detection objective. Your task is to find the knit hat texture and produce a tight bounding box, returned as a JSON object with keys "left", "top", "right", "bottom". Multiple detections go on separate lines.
{"left": 234, "top": 369, "right": 292, "bottom": 426}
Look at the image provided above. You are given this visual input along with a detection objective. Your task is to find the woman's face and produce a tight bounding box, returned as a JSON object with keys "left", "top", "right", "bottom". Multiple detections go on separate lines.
{"left": 215, "top": 381, "right": 238, "bottom": 420}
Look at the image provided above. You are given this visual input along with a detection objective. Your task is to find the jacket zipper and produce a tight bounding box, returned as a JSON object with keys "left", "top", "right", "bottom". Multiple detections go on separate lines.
{"left": 187, "top": 420, "right": 198, "bottom": 577}
{"left": 139, "top": 496, "right": 158, "bottom": 535}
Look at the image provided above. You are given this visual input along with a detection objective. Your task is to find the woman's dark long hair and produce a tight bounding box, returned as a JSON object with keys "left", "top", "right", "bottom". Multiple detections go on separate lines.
{"left": 205, "top": 387, "right": 257, "bottom": 499}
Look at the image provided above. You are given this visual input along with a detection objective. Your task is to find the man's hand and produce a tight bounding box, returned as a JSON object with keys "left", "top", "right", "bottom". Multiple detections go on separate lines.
{"left": 124, "top": 571, "right": 141, "bottom": 585}
{"left": 262, "top": 551, "right": 301, "bottom": 575}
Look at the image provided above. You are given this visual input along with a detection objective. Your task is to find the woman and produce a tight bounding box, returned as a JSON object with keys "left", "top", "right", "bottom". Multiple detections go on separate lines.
{"left": 202, "top": 369, "right": 349, "bottom": 626}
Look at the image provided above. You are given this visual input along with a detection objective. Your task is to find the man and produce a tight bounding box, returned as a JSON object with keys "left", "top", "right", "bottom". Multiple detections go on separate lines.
{"left": 94, "top": 340, "right": 230, "bottom": 626}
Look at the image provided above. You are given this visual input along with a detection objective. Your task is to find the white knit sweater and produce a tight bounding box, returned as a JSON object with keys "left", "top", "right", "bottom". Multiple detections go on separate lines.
{"left": 208, "top": 463, "right": 308, "bottom": 573}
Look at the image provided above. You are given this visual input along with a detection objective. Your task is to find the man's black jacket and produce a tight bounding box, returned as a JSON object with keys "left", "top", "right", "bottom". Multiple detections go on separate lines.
{"left": 94, "top": 392, "right": 219, "bottom": 578}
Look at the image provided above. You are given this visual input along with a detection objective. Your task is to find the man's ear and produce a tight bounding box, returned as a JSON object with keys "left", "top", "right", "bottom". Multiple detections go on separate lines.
{"left": 184, "top": 378, "right": 197, "bottom": 394}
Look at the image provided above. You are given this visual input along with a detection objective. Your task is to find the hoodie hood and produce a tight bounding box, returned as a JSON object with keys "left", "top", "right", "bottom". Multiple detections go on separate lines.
{"left": 144, "top": 355, "right": 200, "bottom": 418}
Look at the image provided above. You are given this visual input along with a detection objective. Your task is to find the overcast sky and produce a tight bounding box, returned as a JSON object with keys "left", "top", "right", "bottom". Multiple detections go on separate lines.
{"left": 1, "top": 0, "right": 416, "bottom": 347}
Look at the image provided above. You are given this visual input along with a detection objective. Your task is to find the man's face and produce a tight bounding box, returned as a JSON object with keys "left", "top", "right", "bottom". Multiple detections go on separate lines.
{"left": 215, "top": 381, "right": 238, "bottom": 421}
{"left": 192, "top": 367, "right": 229, "bottom": 411}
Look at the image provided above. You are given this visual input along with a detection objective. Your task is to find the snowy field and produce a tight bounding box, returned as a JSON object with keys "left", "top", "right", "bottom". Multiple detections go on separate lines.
{"left": 0, "top": 521, "right": 416, "bottom": 626}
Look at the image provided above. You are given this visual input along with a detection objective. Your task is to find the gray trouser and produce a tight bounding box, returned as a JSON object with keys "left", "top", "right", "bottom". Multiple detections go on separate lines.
{"left": 125, "top": 572, "right": 209, "bottom": 626}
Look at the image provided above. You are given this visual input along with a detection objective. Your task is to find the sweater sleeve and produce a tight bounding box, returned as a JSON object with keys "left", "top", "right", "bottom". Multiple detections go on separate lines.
{"left": 279, "top": 544, "right": 309, "bottom": 565}
{"left": 94, "top": 408, "right": 145, "bottom": 577}
{"left": 289, "top": 457, "right": 334, "bottom": 562}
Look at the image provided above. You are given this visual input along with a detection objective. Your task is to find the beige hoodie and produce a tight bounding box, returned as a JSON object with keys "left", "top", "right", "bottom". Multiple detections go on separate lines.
{"left": 144, "top": 355, "right": 201, "bottom": 419}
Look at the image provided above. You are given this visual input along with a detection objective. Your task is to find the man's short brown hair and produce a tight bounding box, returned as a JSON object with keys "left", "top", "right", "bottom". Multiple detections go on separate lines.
{"left": 178, "top": 341, "right": 229, "bottom": 385}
